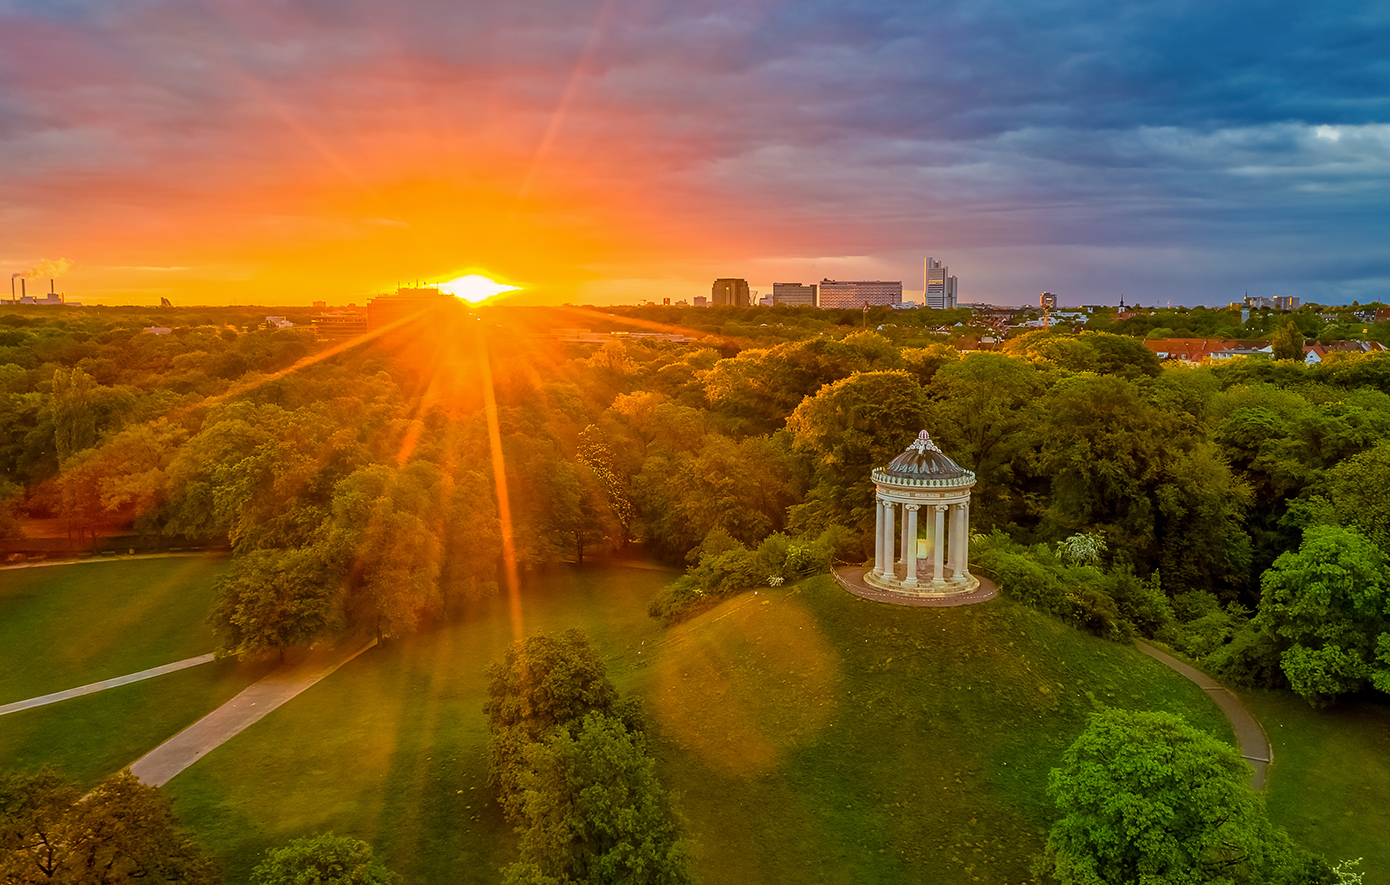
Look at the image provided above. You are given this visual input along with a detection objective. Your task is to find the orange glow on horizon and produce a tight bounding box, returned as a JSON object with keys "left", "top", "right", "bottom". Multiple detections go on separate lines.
{"left": 439, "top": 274, "right": 520, "bottom": 304}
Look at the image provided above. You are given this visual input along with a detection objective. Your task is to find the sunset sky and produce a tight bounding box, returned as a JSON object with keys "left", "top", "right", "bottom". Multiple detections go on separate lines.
{"left": 2, "top": 0, "right": 1388, "bottom": 307}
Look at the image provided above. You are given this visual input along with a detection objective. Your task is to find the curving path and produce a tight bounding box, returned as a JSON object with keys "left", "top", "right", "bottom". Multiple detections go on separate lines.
{"left": 1136, "top": 640, "right": 1272, "bottom": 790}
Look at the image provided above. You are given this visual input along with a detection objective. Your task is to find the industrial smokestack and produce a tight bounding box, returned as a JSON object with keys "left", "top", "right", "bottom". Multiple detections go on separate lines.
{"left": 20, "top": 279, "right": 24, "bottom": 299}
{"left": 51, "top": 279, "right": 55, "bottom": 294}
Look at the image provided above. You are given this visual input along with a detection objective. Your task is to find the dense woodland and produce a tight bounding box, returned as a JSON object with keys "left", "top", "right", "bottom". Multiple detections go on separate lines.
{"left": 4, "top": 300, "right": 1390, "bottom": 882}
{"left": 3, "top": 301, "right": 1390, "bottom": 707}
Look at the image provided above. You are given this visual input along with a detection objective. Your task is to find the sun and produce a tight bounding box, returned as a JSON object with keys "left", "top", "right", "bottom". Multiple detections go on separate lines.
{"left": 438, "top": 274, "right": 520, "bottom": 303}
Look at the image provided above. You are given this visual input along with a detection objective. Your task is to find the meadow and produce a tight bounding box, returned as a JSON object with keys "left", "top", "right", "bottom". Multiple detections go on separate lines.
{"left": 3, "top": 557, "right": 1385, "bottom": 882}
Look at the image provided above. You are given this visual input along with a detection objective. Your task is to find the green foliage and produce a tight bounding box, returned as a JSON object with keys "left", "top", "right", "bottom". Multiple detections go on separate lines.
{"left": 1255, "top": 525, "right": 1390, "bottom": 705}
{"left": 502, "top": 714, "right": 693, "bottom": 885}
{"left": 1272, "top": 320, "right": 1306, "bottom": 362}
{"left": 208, "top": 546, "right": 345, "bottom": 659}
{"left": 787, "top": 370, "right": 933, "bottom": 533}
{"left": 648, "top": 530, "right": 836, "bottom": 625}
{"left": 0, "top": 769, "right": 220, "bottom": 885}
{"left": 484, "top": 630, "right": 621, "bottom": 813}
{"left": 1039, "top": 709, "right": 1327, "bottom": 885}
{"left": 250, "top": 833, "right": 397, "bottom": 885}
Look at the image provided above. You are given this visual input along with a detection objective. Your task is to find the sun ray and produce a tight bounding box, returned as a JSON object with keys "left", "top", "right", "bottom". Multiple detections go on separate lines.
{"left": 476, "top": 327, "right": 524, "bottom": 643}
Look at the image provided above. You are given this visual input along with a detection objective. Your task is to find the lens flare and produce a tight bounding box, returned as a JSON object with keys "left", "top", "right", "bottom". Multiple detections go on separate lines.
{"left": 439, "top": 274, "right": 520, "bottom": 303}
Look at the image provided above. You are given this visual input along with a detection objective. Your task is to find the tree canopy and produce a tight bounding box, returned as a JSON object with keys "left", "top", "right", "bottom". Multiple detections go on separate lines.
{"left": 1040, "top": 709, "right": 1326, "bottom": 885}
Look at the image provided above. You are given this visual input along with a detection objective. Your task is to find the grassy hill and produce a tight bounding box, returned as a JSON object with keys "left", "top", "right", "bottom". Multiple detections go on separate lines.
{"left": 160, "top": 568, "right": 1232, "bottom": 884}
{"left": 10, "top": 558, "right": 1372, "bottom": 883}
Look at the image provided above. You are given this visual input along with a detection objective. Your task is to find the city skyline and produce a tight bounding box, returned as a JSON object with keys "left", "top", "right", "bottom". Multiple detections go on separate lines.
{"left": 2, "top": 0, "right": 1387, "bottom": 307}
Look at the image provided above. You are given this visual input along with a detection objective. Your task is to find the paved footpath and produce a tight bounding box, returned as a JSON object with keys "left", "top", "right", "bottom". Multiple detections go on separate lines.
{"left": 0, "top": 654, "right": 216, "bottom": 717}
{"left": 129, "top": 638, "right": 376, "bottom": 788}
{"left": 1136, "top": 640, "right": 1272, "bottom": 790}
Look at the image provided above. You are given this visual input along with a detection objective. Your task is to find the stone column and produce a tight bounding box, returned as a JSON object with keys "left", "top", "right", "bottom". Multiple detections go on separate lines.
{"left": 882, "top": 501, "right": 896, "bottom": 581}
{"left": 948, "top": 503, "right": 964, "bottom": 578}
{"left": 903, "top": 505, "right": 919, "bottom": 586}
{"left": 924, "top": 501, "right": 936, "bottom": 562}
{"left": 900, "top": 505, "right": 911, "bottom": 566}
{"left": 874, "top": 499, "right": 887, "bottom": 576}
{"left": 958, "top": 501, "right": 971, "bottom": 577}
{"left": 932, "top": 504, "right": 947, "bottom": 586}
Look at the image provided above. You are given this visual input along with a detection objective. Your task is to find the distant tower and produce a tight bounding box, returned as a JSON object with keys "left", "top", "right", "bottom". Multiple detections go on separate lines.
{"left": 1040, "top": 292, "right": 1057, "bottom": 327}
{"left": 924, "top": 258, "right": 957, "bottom": 309}
{"left": 711, "top": 278, "right": 751, "bottom": 307}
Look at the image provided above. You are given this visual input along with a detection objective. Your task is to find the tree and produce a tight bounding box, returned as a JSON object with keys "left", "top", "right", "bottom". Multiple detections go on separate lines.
{"left": 786, "top": 370, "right": 933, "bottom": 534}
{"left": 484, "top": 630, "right": 622, "bottom": 814}
{"left": 0, "top": 769, "right": 220, "bottom": 885}
{"left": 328, "top": 462, "right": 444, "bottom": 638}
{"left": 503, "top": 713, "right": 693, "bottom": 885}
{"left": 208, "top": 545, "right": 345, "bottom": 660}
{"left": 250, "top": 833, "right": 396, "bottom": 885}
{"left": 1040, "top": 709, "right": 1326, "bottom": 885}
{"left": 1272, "top": 320, "right": 1305, "bottom": 362}
{"left": 1255, "top": 525, "right": 1390, "bottom": 705}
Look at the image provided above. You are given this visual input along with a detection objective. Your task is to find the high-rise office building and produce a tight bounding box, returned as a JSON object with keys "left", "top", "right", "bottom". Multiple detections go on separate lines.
{"left": 817, "top": 279, "right": 903, "bottom": 309}
{"left": 711, "top": 278, "right": 751, "bottom": 307}
{"left": 772, "top": 282, "right": 817, "bottom": 307}
{"left": 924, "top": 258, "right": 957, "bottom": 309}
{"left": 1039, "top": 292, "right": 1058, "bottom": 309}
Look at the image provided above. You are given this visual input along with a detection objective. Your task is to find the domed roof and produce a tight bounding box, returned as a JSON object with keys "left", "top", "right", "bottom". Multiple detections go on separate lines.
{"left": 882, "top": 430, "right": 967, "bottom": 480}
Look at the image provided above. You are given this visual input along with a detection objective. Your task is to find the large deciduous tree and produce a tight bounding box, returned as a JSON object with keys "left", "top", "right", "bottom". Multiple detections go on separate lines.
{"left": 1040, "top": 709, "right": 1326, "bottom": 885}
{"left": 208, "top": 545, "right": 344, "bottom": 660}
{"left": 786, "top": 370, "right": 933, "bottom": 536}
{"left": 0, "top": 769, "right": 220, "bottom": 885}
{"left": 1255, "top": 525, "right": 1390, "bottom": 705}
{"left": 503, "top": 713, "right": 693, "bottom": 885}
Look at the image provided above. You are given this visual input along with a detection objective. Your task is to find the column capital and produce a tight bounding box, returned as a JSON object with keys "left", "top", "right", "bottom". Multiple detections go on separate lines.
{"left": 904, "top": 503, "right": 920, "bottom": 512}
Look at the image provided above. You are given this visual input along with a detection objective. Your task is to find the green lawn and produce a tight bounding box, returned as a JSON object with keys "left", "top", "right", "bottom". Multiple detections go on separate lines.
{"left": 0, "top": 555, "right": 271, "bottom": 785}
{"left": 1244, "top": 690, "right": 1390, "bottom": 874}
{"left": 164, "top": 569, "right": 1235, "bottom": 885}
{"left": 163, "top": 562, "right": 678, "bottom": 885}
{"left": 0, "top": 555, "right": 231, "bottom": 703}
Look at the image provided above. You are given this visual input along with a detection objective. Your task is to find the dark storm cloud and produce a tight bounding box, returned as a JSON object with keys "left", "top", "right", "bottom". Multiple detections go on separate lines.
{"left": 1, "top": 0, "right": 1387, "bottom": 303}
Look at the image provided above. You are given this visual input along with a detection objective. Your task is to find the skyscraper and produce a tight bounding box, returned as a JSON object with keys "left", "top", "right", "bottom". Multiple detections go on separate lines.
{"left": 711, "top": 278, "right": 751, "bottom": 307}
{"left": 924, "top": 258, "right": 957, "bottom": 309}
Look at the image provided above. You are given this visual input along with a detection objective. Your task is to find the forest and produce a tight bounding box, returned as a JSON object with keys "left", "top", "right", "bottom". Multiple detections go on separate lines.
{"left": 3, "top": 301, "right": 1390, "bottom": 706}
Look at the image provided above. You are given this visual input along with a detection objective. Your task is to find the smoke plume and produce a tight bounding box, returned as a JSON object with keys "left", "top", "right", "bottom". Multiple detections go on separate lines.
{"left": 23, "top": 258, "right": 74, "bottom": 279}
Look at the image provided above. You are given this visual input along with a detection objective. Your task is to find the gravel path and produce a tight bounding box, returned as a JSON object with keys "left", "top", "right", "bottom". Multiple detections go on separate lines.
{"left": 0, "top": 654, "right": 217, "bottom": 717}
{"left": 128, "top": 637, "right": 376, "bottom": 787}
{"left": 1136, "top": 640, "right": 1272, "bottom": 790}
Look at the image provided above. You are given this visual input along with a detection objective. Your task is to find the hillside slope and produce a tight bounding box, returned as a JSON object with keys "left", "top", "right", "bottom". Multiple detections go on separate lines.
{"left": 632, "top": 576, "right": 1233, "bottom": 885}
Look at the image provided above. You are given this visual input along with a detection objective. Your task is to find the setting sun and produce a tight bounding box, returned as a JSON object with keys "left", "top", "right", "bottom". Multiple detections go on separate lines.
{"left": 439, "top": 274, "right": 520, "bottom": 303}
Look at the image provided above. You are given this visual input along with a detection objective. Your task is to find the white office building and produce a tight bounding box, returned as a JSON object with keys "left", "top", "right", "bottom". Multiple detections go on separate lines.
{"left": 924, "top": 258, "right": 957, "bottom": 310}
{"left": 818, "top": 279, "right": 903, "bottom": 309}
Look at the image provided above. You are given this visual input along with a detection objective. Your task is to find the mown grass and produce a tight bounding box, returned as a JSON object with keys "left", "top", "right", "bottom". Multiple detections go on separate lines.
{"left": 163, "top": 563, "right": 677, "bottom": 885}
{"left": 0, "top": 555, "right": 231, "bottom": 703}
{"left": 1244, "top": 690, "right": 1390, "bottom": 874}
{"left": 630, "top": 578, "right": 1234, "bottom": 885}
{"left": 164, "top": 568, "right": 1236, "bottom": 885}
{"left": 0, "top": 555, "right": 270, "bottom": 785}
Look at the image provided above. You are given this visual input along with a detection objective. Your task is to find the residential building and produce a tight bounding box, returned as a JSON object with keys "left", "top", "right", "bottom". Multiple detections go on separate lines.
{"left": 818, "top": 279, "right": 903, "bottom": 309}
{"left": 772, "top": 282, "right": 817, "bottom": 307}
{"left": 693, "top": 296, "right": 708, "bottom": 307}
{"left": 924, "top": 258, "right": 957, "bottom": 309}
{"left": 711, "top": 278, "right": 751, "bottom": 307}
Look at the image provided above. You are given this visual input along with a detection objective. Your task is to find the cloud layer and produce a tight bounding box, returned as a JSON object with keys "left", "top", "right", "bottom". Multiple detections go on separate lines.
{"left": 2, "top": 0, "right": 1388, "bottom": 305}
